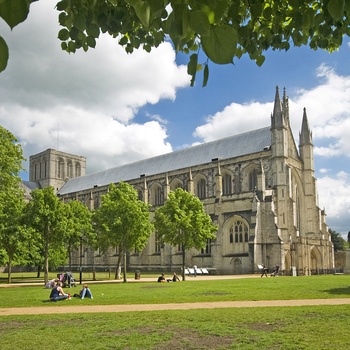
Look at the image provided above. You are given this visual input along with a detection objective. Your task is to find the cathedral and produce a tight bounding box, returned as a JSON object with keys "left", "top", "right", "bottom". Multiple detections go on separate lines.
{"left": 24, "top": 87, "right": 334, "bottom": 275}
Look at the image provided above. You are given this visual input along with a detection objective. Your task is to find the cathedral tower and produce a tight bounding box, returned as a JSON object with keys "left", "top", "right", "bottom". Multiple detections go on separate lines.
{"left": 29, "top": 149, "right": 86, "bottom": 193}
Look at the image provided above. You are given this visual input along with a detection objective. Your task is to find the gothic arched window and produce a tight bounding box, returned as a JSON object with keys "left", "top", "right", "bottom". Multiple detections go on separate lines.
{"left": 75, "top": 162, "right": 81, "bottom": 177}
{"left": 154, "top": 186, "right": 163, "bottom": 206}
{"left": 226, "top": 219, "right": 249, "bottom": 255}
{"left": 222, "top": 173, "right": 232, "bottom": 195}
{"left": 197, "top": 178, "right": 206, "bottom": 199}
{"left": 249, "top": 169, "right": 257, "bottom": 191}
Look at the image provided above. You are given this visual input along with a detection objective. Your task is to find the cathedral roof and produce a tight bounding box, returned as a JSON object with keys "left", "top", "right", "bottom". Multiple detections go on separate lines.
{"left": 58, "top": 126, "right": 271, "bottom": 195}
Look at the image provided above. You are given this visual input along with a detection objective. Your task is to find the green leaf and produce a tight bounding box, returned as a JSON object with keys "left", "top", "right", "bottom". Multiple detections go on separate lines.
{"left": 126, "top": 0, "right": 150, "bottom": 27}
{"left": 202, "top": 63, "right": 209, "bottom": 87}
{"left": 68, "top": 41, "right": 76, "bottom": 52}
{"left": 327, "top": 0, "right": 345, "bottom": 21}
{"left": 255, "top": 55, "right": 265, "bottom": 67}
{"left": 58, "top": 28, "right": 70, "bottom": 41}
{"left": 119, "top": 36, "right": 128, "bottom": 45}
{"left": 0, "top": 36, "right": 8, "bottom": 73}
{"left": 74, "top": 12, "right": 87, "bottom": 31}
{"left": 86, "top": 36, "right": 96, "bottom": 48}
{"left": 86, "top": 23, "right": 100, "bottom": 38}
{"left": 189, "top": 10, "right": 210, "bottom": 37}
{"left": 187, "top": 53, "right": 198, "bottom": 76}
{"left": 56, "top": 0, "right": 69, "bottom": 11}
{"left": 201, "top": 25, "right": 237, "bottom": 64}
{"left": 187, "top": 53, "right": 197, "bottom": 86}
{"left": 0, "top": 0, "right": 29, "bottom": 29}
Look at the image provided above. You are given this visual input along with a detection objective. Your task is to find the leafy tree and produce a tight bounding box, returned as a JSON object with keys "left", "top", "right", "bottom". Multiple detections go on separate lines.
{"left": 93, "top": 182, "right": 153, "bottom": 282}
{"left": 0, "top": 125, "right": 24, "bottom": 188}
{"left": 24, "top": 186, "right": 68, "bottom": 284}
{"left": 0, "top": 125, "right": 30, "bottom": 283}
{"left": 1, "top": 1, "right": 350, "bottom": 85}
{"left": 0, "top": 189, "right": 37, "bottom": 283}
{"left": 330, "top": 228, "right": 347, "bottom": 252}
{"left": 154, "top": 188, "right": 217, "bottom": 280}
{"left": 65, "top": 200, "right": 94, "bottom": 270}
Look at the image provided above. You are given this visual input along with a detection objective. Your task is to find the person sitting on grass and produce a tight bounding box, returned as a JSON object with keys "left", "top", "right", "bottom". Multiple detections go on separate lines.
{"left": 79, "top": 284, "right": 93, "bottom": 299}
{"left": 172, "top": 272, "right": 181, "bottom": 282}
{"left": 157, "top": 273, "right": 166, "bottom": 282}
{"left": 49, "top": 281, "right": 70, "bottom": 301}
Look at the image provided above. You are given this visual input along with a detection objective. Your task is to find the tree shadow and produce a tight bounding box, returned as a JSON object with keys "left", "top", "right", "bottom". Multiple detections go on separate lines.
{"left": 322, "top": 286, "right": 350, "bottom": 295}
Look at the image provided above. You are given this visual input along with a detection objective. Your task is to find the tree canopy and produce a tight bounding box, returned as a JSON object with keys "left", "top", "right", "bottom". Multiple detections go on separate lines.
{"left": 24, "top": 186, "right": 68, "bottom": 283}
{"left": 65, "top": 200, "right": 94, "bottom": 269}
{"left": 329, "top": 228, "right": 347, "bottom": 251}
{"left": 0, "top": 125, "right": 29, "bottom": 283}
{"left": 93, "top": 182, "right": 154, "bottom": 282}
{"left": 154, "top": 188, "right": 217, "bottom": 280}
{"left": 1, "top": 1, "right": 350, "bottom": 85}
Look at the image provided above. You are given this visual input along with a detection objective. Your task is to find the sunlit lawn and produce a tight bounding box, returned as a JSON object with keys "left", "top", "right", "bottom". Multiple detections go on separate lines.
{"left": 1, "top": 275, "right": 350, "bottom": 349}
{"left": 1, "top": 274, "right": 350, "bottom": 308}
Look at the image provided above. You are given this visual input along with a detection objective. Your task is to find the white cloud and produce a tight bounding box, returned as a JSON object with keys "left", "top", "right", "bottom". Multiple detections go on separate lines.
{"left": 0, "top": 0, "right": 189, "bottom": 174}
{"left": 194, "top": 101, "right": 273, "bottom": 141}
{"left": 292, "top": 65, "right": 350, "bottom": 158}
{"left": 318, "top": 171, "right": 350, "bottom": 234}
{"left": 147, "top": 113, "right": 169, "bottom": 125}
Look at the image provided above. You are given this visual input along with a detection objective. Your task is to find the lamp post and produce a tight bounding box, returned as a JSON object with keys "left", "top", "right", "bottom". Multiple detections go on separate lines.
{"left": 79, "top": 235, "right": 83, "bottom": 285}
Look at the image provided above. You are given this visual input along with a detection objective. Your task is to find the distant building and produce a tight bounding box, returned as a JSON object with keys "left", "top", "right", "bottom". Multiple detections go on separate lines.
{"left": 24, "top": 87, "right": 334, "bottom": 275}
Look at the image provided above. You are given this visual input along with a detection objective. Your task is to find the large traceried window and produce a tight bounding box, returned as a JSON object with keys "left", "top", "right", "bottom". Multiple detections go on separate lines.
{"left": 196, "top": 178, "right": 206, "bottom": 199}
{"left": 57, "top": 158, "right": 64, "bottom": 179}
{"left": 201, "top": 239, "right": 212, "bottom": 255}
{"left": 295, "top": 186, "right": 301, "bottom": 232}
{"left": 152, "top": 185, "right": 163, "bottom": 206}
{"left": 249, "top": 169, "right": 257, "bottom": 191}
{"left": 170, "top": 179, "right": 183, "bottom": 191}
{"left": 222, "top": 173, "right": 232, "bottom": 195}
{"left": 75, "top": 162, "right": 81, "bottom": 177}
{"left": 226, "top": 219, "right": 249, "bottom": 255}
{"left": 154, "top": 232, "right": 161, "bottom": 253}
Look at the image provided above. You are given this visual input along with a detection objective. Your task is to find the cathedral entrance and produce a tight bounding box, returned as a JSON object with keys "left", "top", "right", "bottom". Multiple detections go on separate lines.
{"left": 310, "top": 247, "right": 322, "bottom": 275}
{"left": 230, "top": 258, "right": 242, "bottom": 275}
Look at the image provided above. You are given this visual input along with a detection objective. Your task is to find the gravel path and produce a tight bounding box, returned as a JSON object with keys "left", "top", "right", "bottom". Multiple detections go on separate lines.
{"left": 1, "top": 298, "right": 350, "bottom": 316}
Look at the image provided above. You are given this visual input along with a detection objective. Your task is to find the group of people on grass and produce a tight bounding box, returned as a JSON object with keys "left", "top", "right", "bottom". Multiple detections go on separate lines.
{"left": 49, "top": 281, "right": 93, "bottom": 302}
{"left": 157, "top": 272, "right": 181, "bottom": 283}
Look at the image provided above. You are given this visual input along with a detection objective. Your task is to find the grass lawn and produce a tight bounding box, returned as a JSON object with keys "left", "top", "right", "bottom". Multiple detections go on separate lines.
{"left": 0, "top": 275, "right": 350, "bottom": 349}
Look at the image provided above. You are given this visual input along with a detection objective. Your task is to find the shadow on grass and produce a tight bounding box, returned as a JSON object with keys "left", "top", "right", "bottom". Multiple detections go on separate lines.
{"left": 322, "top": 286, "right": 350, "bottom": 295}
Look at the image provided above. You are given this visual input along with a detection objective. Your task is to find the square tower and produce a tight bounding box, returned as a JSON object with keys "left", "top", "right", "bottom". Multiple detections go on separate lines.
{"left": 29, "top": 148, "right": 86, "bottom": 193}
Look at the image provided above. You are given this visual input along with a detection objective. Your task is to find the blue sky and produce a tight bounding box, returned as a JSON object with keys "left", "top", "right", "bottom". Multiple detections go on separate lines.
{"left": 0, "top": 1, "right": 349, "bottom": 236}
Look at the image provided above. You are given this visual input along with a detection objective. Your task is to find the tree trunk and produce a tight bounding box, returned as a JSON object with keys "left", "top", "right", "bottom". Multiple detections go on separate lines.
{"left": 7, "top": 259, "right": 12, "bottom": 284}
{"left": 123, "top": 251, "right": 127, "bottom": 283}
{"left": 68, "top": 245, "right": 72, "bottom": 271}
{"left": 115, "top": 253, "right": 122, "bottom": 279}
{"left": 44, "top": 242, "right": 49, "bottom": 284}
{"left": 182, "top": 250, "right": 186, "bottom": 281}
{"left": 37, "top": 265, "right": 41, "bottom": 278}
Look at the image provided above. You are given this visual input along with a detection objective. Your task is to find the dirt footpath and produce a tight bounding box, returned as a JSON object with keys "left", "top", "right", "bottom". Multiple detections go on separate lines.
{"left": 1, "top": 298, "right": 350, "bottom": 316}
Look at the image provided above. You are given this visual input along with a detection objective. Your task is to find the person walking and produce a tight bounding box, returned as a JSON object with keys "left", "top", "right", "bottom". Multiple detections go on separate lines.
{"left": 261, "top": 265, "right": 268, "bottom": 277}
